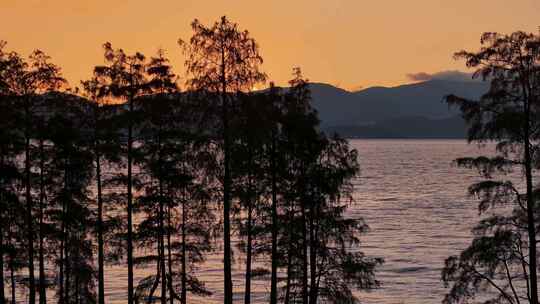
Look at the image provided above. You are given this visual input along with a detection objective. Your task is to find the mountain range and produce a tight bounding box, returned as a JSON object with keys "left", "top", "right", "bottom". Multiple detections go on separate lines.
{"left": 309, "top": 79, "right": 489, "bottom": 138}
{"left": 38, "top": 77, "right": 488, "bottom": 139}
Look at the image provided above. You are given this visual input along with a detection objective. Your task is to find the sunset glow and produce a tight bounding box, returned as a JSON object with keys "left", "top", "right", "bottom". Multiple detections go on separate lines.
{"left": 1, "top": 0, "right": 539, "bottom": 90}
{"left": 5, "top": 2, "right": 540, "bottom": 304}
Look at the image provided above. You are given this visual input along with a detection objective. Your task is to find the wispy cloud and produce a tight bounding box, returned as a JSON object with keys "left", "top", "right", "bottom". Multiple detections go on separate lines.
{"left": 406, "top": 72, "right": 432, "bottom": 82}
{"left": 406, "top": 70, "right": 476, "bottom": 82}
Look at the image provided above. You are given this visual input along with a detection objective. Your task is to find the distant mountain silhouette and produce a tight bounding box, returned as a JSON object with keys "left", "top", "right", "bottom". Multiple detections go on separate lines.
{"left": 35, "top": 80, "right": 486, "bottom": 139}
{"left": 309, "top": 79, "right": 488, "bottom": 138}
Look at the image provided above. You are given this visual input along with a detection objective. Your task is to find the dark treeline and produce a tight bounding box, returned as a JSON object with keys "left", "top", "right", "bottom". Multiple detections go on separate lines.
{"left": 0, "top": 17, "right": 382, "bottom": 304}
{"left": 4, "top": 13, "right": 539, "bottom": 304}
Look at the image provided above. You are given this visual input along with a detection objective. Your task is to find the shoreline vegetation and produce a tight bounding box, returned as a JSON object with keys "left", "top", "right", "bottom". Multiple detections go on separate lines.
{"left": 0, "top": 16, "right": 382, "bottom": 304}
{"left": 1, "top": 15, "right": 540, "bottom": 304}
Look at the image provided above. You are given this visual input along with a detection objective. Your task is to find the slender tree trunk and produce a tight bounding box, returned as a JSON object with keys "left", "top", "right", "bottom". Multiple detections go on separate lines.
{"left": 64, "top": 164, "right": 71, "bottom": 303}
{"left": 25, "top": 103, "right": 36, "bottom": 304}
{"left": 284, "top": 240, "right": 292, "bottom": 304}
{"left": 0, "top": 207, "right": 4, "bottom": 304}
{"left": 166, "top": 201, "right": 175, "bottom": 304}
{"left": 221, "top": 47, "right": 233, "bottom": 304}
{"left": 180, "top": 198, "right": 187, "bottom": 304}
{"left": 95, "top": 109, "right": 105, "bottom": 304}
{"left": 148, "top": 259, "right": 161, "bottom": 304}
{"left": 270, "top": 130, "right": 278, "bottom": 304}
{"left": 301, "top": 201, "right": 308, "bottom": 304}
{"left": 38, "top": 139, "right": 46, "bottom": 304}
{"left": 156, "top": 128, "right": 167, "bottom": 304}
{"left": 59, "top": 230, "right": 64, "bottom": 303}
{"left": 244, "top": 195, "right": 253, "bottom": 304}
{"left": 159, "top": 180, "right": 167, "bottom": 304}
{"left": 6, "top": 219, "right": 14, "bottom": 303}
{"left": 127, "top": 94, "right": 135, "bottom": 304}
{"left": 523, "top": 99, "right": 539, "bottom": 304}
{"left": 244, "top": 147, "right": 254, "bottom": 304}
{"left": 166, "top": 203, "right": 174, "bottom": 304}
{"left": 65, "top": 245, "right": 70, "bottom": 302}
{"left": 0, "top": 157, "right": 5, "bottom": 304}
{"left": 9, "top": 253, "right": 15, "bottom": 304}
{"left": 314, "top": 252, "right": 323, "bottom": 304}
{"left": 284, "top": 206, "right": 295, "bottom": 304}
{"left": 96, "top": 157, "right": 105, "bottom": 304}
{"left": 308, "top": 208, "right": 317, "bottom": 304}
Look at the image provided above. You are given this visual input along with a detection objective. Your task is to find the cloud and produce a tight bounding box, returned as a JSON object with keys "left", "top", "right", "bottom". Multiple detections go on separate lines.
{"left": 406, "top": 72, "right": 433, "bottom": 82}
{"left": 406, "top": 70, "right": 476, "bottom": 82}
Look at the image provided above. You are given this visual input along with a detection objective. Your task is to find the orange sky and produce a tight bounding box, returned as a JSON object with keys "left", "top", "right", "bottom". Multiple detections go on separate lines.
{"left": 1, "top": 0, "right": 539, "bottom": 90}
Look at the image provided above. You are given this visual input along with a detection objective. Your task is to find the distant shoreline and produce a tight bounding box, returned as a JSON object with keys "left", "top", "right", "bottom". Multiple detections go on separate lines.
{"left": 341, "top": 136, "right": 467, "bottom": 140}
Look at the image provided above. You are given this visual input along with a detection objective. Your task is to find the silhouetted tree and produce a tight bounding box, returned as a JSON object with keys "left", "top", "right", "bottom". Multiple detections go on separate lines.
{"left": 146, "top": 52, "right": 179, "bottom": 304}
{"left": 0, "top": 25, "right": 385, "bottom": 304}
{"left": 443, "top": 31, "right": 540, "bottom": 304}
{"left": 133, "top": 50, "right": 178, "bottom": 304}
{"left": 179, "top": 16, "right": 266, "bottom": 304}
{"left": 266, "top": 84, "right": 283, "bottom": 304}
{"left": 80, "top": 77, "right": 107, "bottom": 304}
{"left": 45, "top": 95, "right": 96, "bottom": 304}
{"left": 162, "top": 124, "right": 216, "bottom": 304}
{"left": 0, "top": 41, "right": 24, "bottom": 304}
{"left": 0, "top": 81, "right": 24, "bottom": 300}
{"left": 81, "top": 75, "right": 124, "bottom": 304}
{"left": 0, "top": 40, "right": 10, "bottom": 304}
{"left": 307, "top": 135, "right": 382, "bottom": 304}
{"left": 94, "top": 42, "right": 149, "bottom": 304}
{"left": 275, "top": 69, "right": 382, "bottom": 304}
{"left": 279, "top": 69, "right": 320, "bottom": 304}
{"left": 1, "top": 47, "right": 64, "bottom": 304}
{"left": 230, "top": 92, "right": 273, "bottom": 304}
{"left": 145, "top": 51, "right": 180, "bottom": 304}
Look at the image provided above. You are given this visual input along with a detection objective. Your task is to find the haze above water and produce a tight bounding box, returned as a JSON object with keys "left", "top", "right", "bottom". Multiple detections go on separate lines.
{"left": 103, "top": 139, "right": 499, "bottom": 304}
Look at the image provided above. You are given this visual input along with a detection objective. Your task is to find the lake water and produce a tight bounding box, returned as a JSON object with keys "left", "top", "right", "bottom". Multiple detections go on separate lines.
{"left": 99, "top": 139, "right": 498, "bottom": 304}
